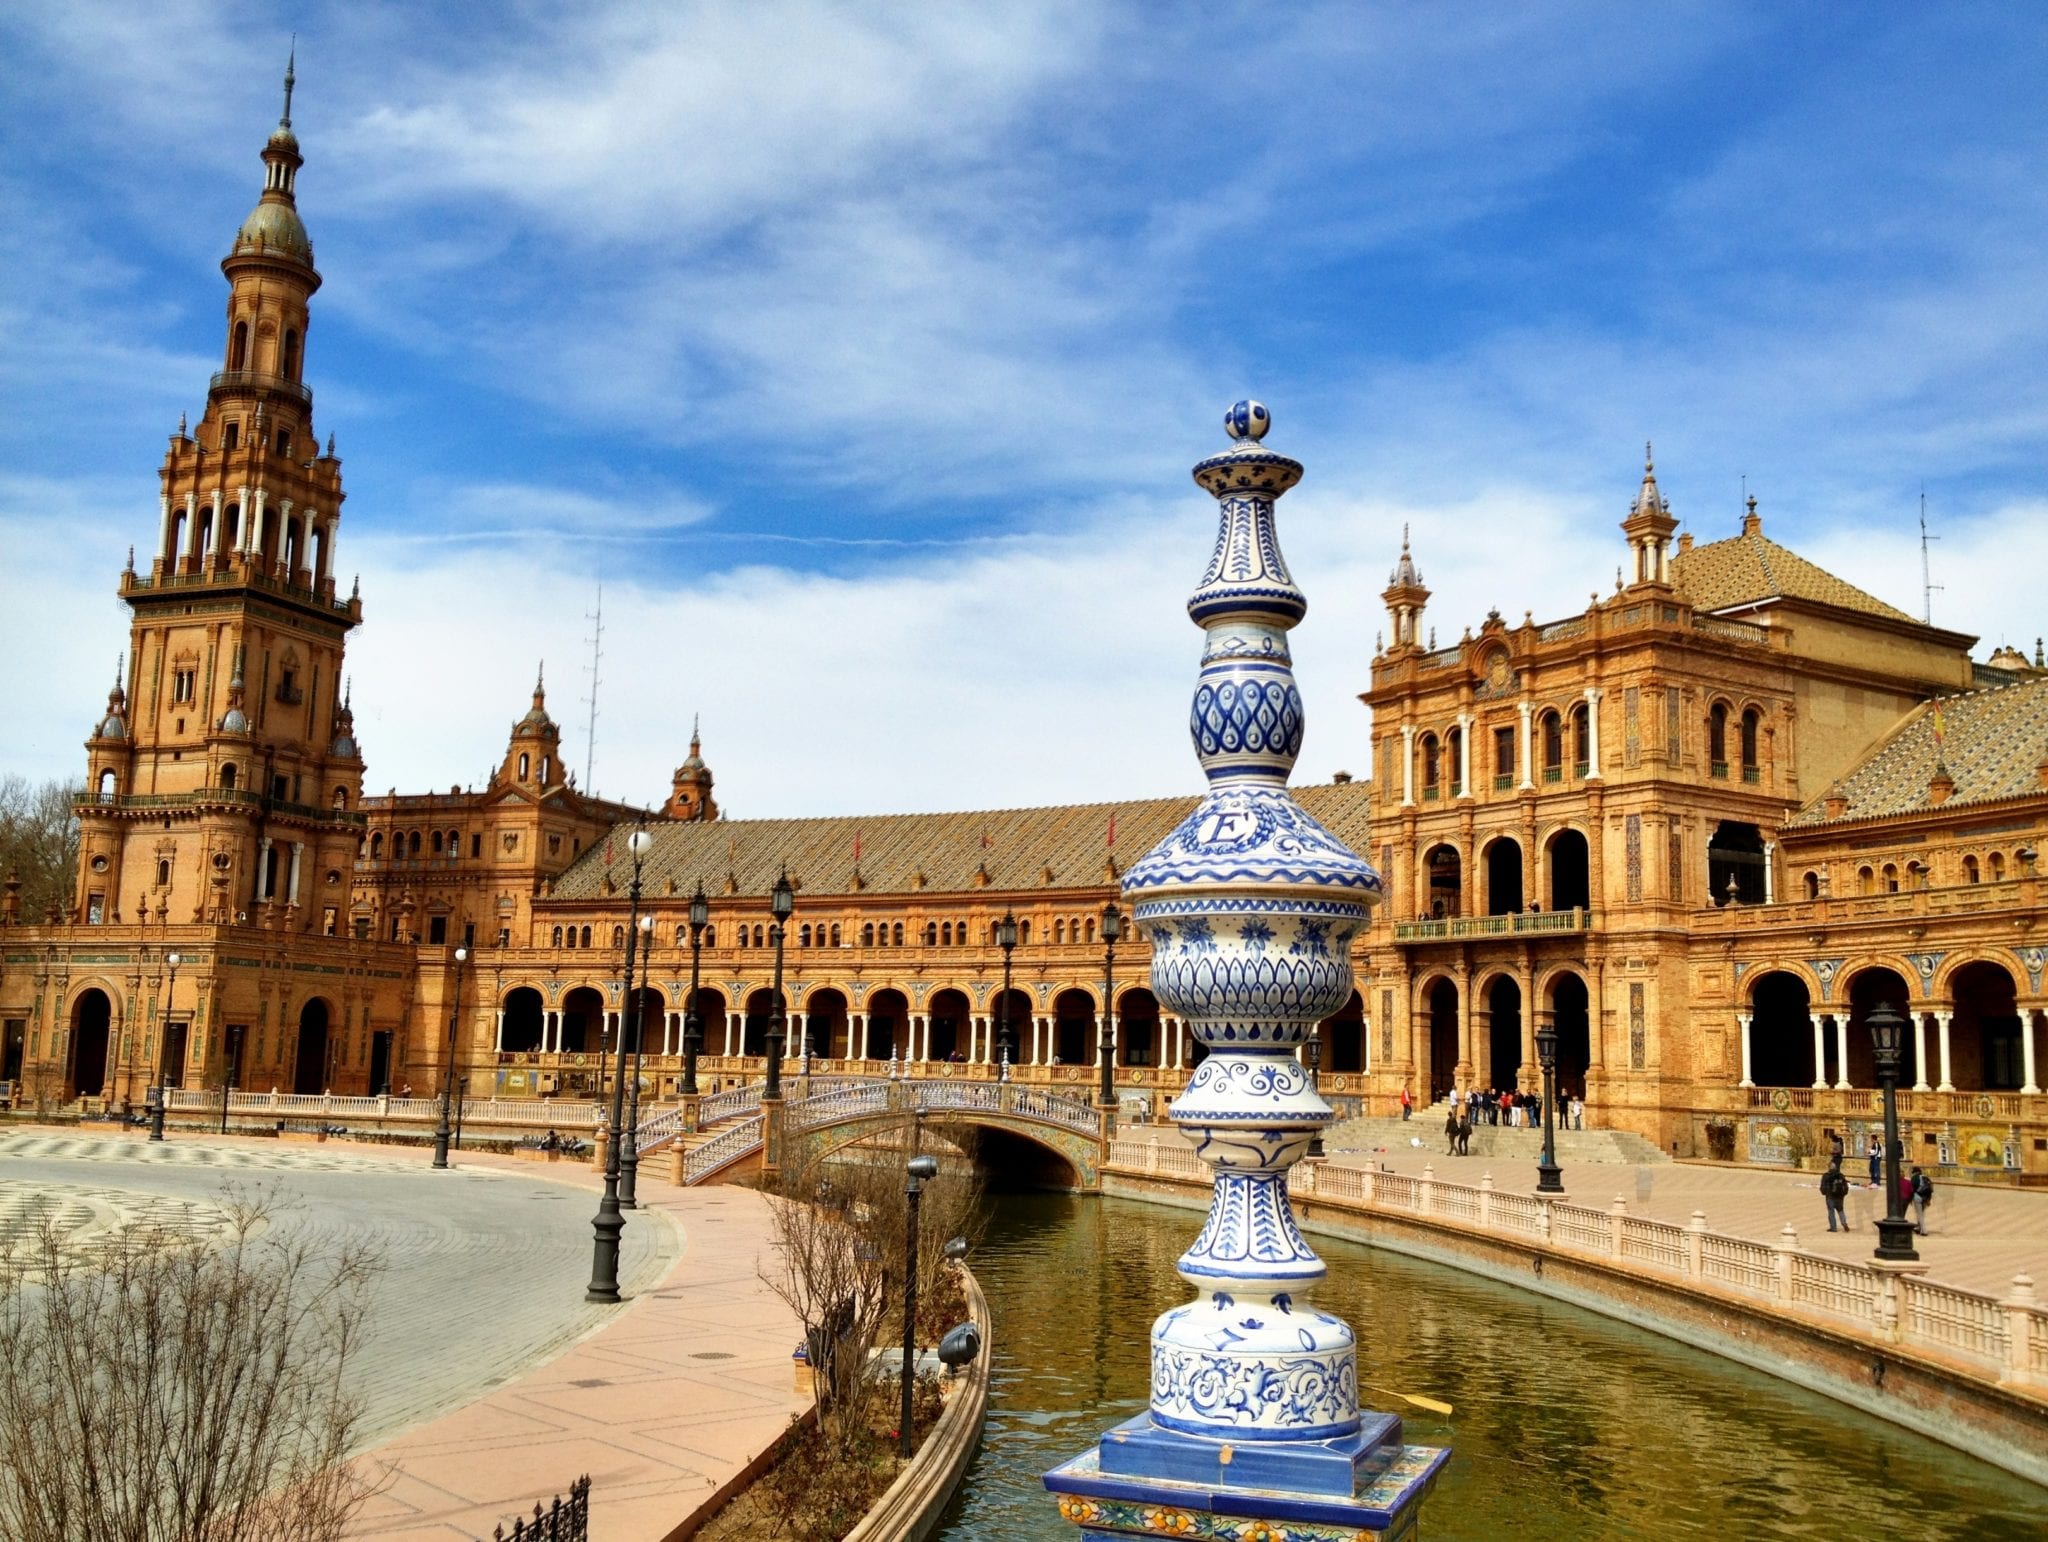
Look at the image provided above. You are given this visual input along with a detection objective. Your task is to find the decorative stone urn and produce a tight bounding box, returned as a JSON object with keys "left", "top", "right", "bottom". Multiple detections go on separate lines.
{"left": 1045, "top": 402, "right": 1447, "bottom": 1540}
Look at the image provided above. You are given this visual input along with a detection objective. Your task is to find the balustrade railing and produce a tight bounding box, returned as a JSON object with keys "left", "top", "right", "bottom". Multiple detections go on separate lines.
{"left": 157, "top": 1088, "right": 602, "bottom": 1127}
{"left": 684, "top": 1117, "right": 762, "bottom": 1183}
{"left": 1098, "top": 1143, "right": 2048, "bottom": 1390}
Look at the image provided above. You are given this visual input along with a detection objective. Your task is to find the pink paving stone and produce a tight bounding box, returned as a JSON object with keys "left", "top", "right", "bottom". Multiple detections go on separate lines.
{"left": 346, "top": 1151, "right": 811, "bottom": 1542}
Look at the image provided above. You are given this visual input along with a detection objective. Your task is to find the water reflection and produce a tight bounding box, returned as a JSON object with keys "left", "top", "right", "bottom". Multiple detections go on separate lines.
{"left": 938, "top": 1194, "right": 2048, "bottom": 1540}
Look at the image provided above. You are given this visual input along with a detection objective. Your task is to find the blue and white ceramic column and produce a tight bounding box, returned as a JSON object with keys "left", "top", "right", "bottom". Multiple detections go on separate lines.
{"left": 1045, "top": 403, "right": 1448, "bottom": 1541}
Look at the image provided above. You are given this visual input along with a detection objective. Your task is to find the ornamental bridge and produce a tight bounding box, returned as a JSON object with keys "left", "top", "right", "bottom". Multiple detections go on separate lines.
{"left": 636, "top": 1077, "right": 1112, "bottom": 1189}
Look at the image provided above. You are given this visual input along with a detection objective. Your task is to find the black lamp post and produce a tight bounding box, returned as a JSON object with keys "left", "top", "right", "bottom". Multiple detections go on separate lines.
{"left": 682, "top": 882, "right": 708, "bottom": 1096}
{"left": 763, "top": 869, "right": 793, "bottom": 1100}
{"left": 150, "top": 951, "right": 178, "bottom": 1141}
{"left": 621, "top": 910, "right": 654, "bottom": 1210}
{"left": 997, "top": 910, "right": 1018, "bottom": 1076}
{"left": 1098, "top": 903, "right": 1122, "bottom": 1108}
{"left": 220, "top": 1024, "right": 242, "bottom": 1135}
{"left": 432, "top": 946, "right": 469, "bottom": 1168}
{"left": 1868, "top": 1001, "right": 1919, "bottom": 1262}
{"left": 1304, "top": 1034, "right": 1325, "bottom": 1158}
{"left": 587, "top": 826, "right": 653, "bottom": 1303}
{"left": 454, "top": 1074, "right": 469, "bottom": 1150}
{"left": 900, "top": 1153, "right": 939, "bottom": 1459}
{"left": 1535, "top": 1018, "right": 1564, "bottom": 1193}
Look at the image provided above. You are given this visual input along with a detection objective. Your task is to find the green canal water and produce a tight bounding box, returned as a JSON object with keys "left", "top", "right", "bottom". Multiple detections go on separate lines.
{"left": 934, "top": 1193, "right": 2048, "bottom": 1540}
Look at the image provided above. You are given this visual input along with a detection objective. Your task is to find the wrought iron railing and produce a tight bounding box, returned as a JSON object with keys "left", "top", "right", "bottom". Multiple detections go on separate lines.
{"left": 494, "top": 1476, "right": 590, "bottom": 1541}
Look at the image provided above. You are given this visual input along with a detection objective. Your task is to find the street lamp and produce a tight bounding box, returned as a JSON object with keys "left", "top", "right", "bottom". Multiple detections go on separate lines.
{"left": 150, "top": 951, "right": 179, "bottom": 1141}
{"left": 1868, "top": 1001, "right": 1919, "bottom": 1262}
{"left": 1304, "top": 1034, "right": 1325, "bottom": 1159}
{"left": 1098, "top": 903, "right": 1122, "bottom": 1108}
{"left": 432, "top": 946, "right": 469, "bottom": 1168}
{"left": 900, "top": 1153, "right": 939, "bottom": 1459}
{"left": 997, "top": 910, "right": 1019, "bottom": 1078}
{"left": 763, "top": 869, "right": 793, "bottom": 1100}
{"left": 621, "top": 910, "right": 654, "bottom": 1210}
{"left": 588, "top": 825, "right": 653, "bottom": 1302}
{"left": 1535, "top": 1017, "right": 1564, "bottom": 1193}
{"left": 682, "top": 882, "right": 708, "bottom": 1096}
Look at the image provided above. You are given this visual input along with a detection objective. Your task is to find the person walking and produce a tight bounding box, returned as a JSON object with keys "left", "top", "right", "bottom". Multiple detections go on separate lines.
{"left": 1910, "top": 1167, "right": 1933, "bottom": 1234}
{"left": 1445, "top": 1105, "right": 1462, "bottom": 1156}
{"left": 1821, "top": 1159, "right": 1850, "bottom": 1232}
{"left": 1866, "top": 1135, "right": 1882, "bottom": 1188}
{"left": 1400, "top": 1085, "right": 1413, "bottom": 1121}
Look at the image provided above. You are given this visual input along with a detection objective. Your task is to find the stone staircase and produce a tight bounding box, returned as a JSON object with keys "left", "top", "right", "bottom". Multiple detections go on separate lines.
{"left": 1326, "top": 1101, "right": 1670, "bottom": 1165}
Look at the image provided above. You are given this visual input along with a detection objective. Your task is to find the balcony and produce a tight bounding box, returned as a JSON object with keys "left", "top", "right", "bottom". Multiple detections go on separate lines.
{"left": 209, "top": 369, "right": 312, "bottom": 409}
{"left": 1392, "top": 908, "right": 1595, "bottom": 942}
{"left": 75, "top": 786, "right": 364, "bottom": 830}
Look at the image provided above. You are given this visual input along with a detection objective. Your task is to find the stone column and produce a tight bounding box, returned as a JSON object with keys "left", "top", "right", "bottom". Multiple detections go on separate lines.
{"left": 1456, "top": 712, "right": 1474, "bottom": 796}
{"left": 1456, "top": 973, "right": 1474, "bottom": 1087}
{"left": 158, "top": 493, "right": 176, "bottom": 566}
{"left": 1936, "top": 1009, "right": 1955, "bottom": 1092}
{"left": 1737, "top": 1012, "right": 1754, "bottom": 1087}
{"left": 1833, "top": 1013, "right": 1851, "bottom": 1090}
{"left": 1912, "top": 1011, "right": 1931, "bottom": 1092}
{"left": 249, "top": 488, "right": 266, "bottom": 557}
{"left": 287, "top": 842, "right": 303, "bottom": 906}
{"left": 2023, "top": 1008, "right": 2040, "bottom": 1097}
{"left": 1518, "top": 701, "right": 1535, "bottom": 790}
{"left": 850, "top": 1014, "right": 864, "bottom": 1061}
{"left": 1763, "top": 841, "right": 1777, "bottom": 904}
{"left": 495, "top": 1008, "right": 505, "bottom": 1052}
{"left": 257, "top": 836, "right": 273, "bottom": 901}
{"left": 1811, "top": 1014, "right": 1827, "bottom": 1090}
{"left": 1400, "top": 724, "right": 1415, "bottom": 807}
{"left": 1583, "top": 687, "right": 1603, "bottom": 778}
{"left": 299, "top": 509, "right": 317, "bottom": 582}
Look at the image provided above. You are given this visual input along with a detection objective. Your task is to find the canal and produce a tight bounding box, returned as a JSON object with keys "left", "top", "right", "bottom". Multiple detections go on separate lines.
{"left": 935, "top": 1192, "right": 2048, "bottom": 1540}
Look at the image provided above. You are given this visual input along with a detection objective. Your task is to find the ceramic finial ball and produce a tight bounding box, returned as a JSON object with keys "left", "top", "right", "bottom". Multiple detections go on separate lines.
{"left": 1225, "top": 399, "right": 1271, "bottom": 442}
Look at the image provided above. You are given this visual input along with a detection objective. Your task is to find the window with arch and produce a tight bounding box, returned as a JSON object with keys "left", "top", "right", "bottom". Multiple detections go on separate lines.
{"left": 222, "top": 763, "right": 238, "bottom": 790}
{"left": 1740, "top": 708, "right": 1761, "bottom": 783}
{"left": 1054, "top": 919, "right": 1067, "bottom": 945}
{"left": 409, "top": 831, "right": 422, "bottom": 857}
{"left": 1019, "top": 919, "right": 1032, "bottom": 945}
{"left": 862, "top": 922, "right": 876, "bottom": 946}
{"left": 924, "top": 922, "right": 937, "bottom": 946}
{"left": 1803, "top": 870, "right": 1820, "bottom": 900}
{"left": 752, "top": 924, "right": 765, "bottom": 948}
{"left": 675, "top": 924, "right": 687, "bottom": 946}
{"left": 1990, "top": 852, "right": 2008, "bottom": 881}
{"left": 518, "top": 753, "right": 530, "bottom": 779}
{"left": 97, "top": 769, "right": 117, "bottom": 802}
{"left": 230, "top": 320, "right": 249, "bottom": 372}
{"left": 563, "top": 926, "right": 576, "bottom": 949}
{"left": 281, "top": 328, "right": 300, "bottom": 381}
{"left": 447, "top": 829, "right": 460, "bottom": 853}
{"left": 1541, "top": 710, "right": 1564, "bottom": 782}
{"left": 1420, "top": 733, "right": 1441, "bottom": 799}
{"left": 1708, "top": 703, "right": 1730, "bottom": 777}
{"left": 608, "top": 925, "right": 622, "bottom": 947}
{"left": 1963, "top": 854, "right": 1980, "bottom": 884}
{"left": 1085, "top": 917, "right": 1096, "bottom": 944}
{"left": 156, "top": 858, "right": 171, "bottom": 887}
{"left": 1492, "top": 726, "right": 1515, "bottom": 789}
{"left": 830, "top": 924, "right": 841, "bottom": 947}
{"left": 370, "top": 832, "right": 383, "bottom": 858}
{"left": 333, "top": 787, "right": 348, "bottom": 809}
{"left": 432, "top": 831, "right": 444, "bottom": 855}
{"left": 1858, "top": 865, "right": 1875, "bottom": 896}
{"left": 801, "top": 923, "right": 813, "bottom": 947}
{"left": 705, "top": 924, "right": 717, "bottom": 947}
{"left": 1446, "top": 726, "right": 1464, "bottom": 795}
{"left": 941, "top": 920, "right": 953, "bottom": 946}
{"left": 552, "top": 925, "right": 563, "bottom": 946}
{"left": 1882, "top": 863, "right": 1899, "bottom": 894}
{"left": 1571, "top": 703, "right": 1590, "bottom": 776}
{"left": 892, "top": 922, "right": 905, "bottom": 946}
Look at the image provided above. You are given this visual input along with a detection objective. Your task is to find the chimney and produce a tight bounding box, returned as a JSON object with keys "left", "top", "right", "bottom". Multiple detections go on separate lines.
{"left": 1927, "top": 766, "right": 1955, "bottom": 806}
{"left": 1677, "top": 532, "right": 1694, "bottom": 554}
{"left": 1823, "top": 785, "right": 1850, "bottom": 819}
{"left": 1333, "top": 770, "right": 1354, "bottom": 785}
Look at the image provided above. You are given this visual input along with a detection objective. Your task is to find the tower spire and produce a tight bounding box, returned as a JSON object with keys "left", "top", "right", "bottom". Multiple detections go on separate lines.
{"left": 282, "top": 40, "right": 296, "bottom": 129}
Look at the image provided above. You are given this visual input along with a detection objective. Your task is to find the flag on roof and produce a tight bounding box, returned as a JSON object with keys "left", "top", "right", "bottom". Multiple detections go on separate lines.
{"left": 853, "top": 830, "right": 863, "bottom": 865}
{"left": 1106, "top": 810, "right": 1117, "bottom": 847}
{"left": 605, "top": 835, "right": 615, "bottom": 866}
{"left": 1932, "top": 701, "right": 1946, "bottom": 748}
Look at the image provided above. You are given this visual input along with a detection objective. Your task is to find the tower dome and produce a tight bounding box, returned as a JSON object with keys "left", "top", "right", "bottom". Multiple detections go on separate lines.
{"left": 229, "top": 50, "right": 315, "bottom": 269}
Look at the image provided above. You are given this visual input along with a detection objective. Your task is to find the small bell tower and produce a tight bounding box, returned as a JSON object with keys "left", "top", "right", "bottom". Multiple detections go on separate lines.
{"left": 1621, "top": 442, "right": 1679, "bottom": 589}
{"left": 1381, "top": 525, "right": 1430, "bottom": 653}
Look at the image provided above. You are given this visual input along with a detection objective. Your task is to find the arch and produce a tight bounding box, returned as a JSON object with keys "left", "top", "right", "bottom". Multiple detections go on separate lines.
{"left": 1540, "top": 709, "right": 1564, "bottom": 781}
{"left": 611, "top": 924, "right": 625, "bottom": 948}
{"left": 1545, "top": 826, "right": 1590, "bottom": 912}
{"left": 1423, "top": 843, "right": 1462, "bottom": 919}
{"left": 626, "top": 985, "right": 665, "bottom": 1055}
{"left": 1708, "top": 821, "right": 1766, "bottom": 906}
{"left": 1841, "top": 967, "right": 1912, "bottom": 1089}
{"left": 804, "top": 987, "right": 849, "bottom": 1059}
{"left": 560, "top": 986, "right": 605, "bottom": 1056}
{"left": 502, "top": 986, "right": 545, "bottom": 1053}
{"left": 1316, "top": 989, "right": 1364, "bottom": 1074}
{"left": 519, "top": 752, "right": 530, "bottom": 780}
{"left": 1424, "top": 976, "right": 1459, "bottom": 1102}
{"left": 892, "top": 922, "right": 905, "bottom": 947}
{"left": 1419, "top": 732, "right": 1442, "bottom": 797}
{"left": 867, "top": 988, "right": 909, "bottom": 1060}
{"left": 432, "top": 830, "right": 444, "bottom": 855}
{"left": 743, "top": 988, "right": 776, "bottom": 1056}
{"left": 990, "top": 989, "right": 1033, "bottom": 1064}
{"left": 1118, "top": 985, "right": 1161, "bottom": 1068}
{"left": 928, "top": 987, "right": 971, "bottom": 1063}
{"left": 1482, "top": 836, "right": 1522, "bottom": 915}
{"left": 1053, "top": 918, "right": 1067, "bottom": 945}
{"left": 580, "top": 925, "right": 592, "bottom": 949}
{"left": 230, "top": 320, "right": 249, "bottom": 372}
{"left": 1054, "top": 987, "right": 1096, "bottom": 1067}
{"left": 409, "top": 830, "right": 422, "bottom": 857}
{"left": 1708, "top": 700, "right": 1730, "bottom": 775}
{"left": 281, "top": 327, "right": 301, "bottom": 381}
{"left": 1484, "top": 975, "right": 1522, "bottom": 1091}
{"left": 1446, "top": 724, "right": 1465, "bottom": 795}
{"left": 69, "top": 988, "right": 113, "bottom": 1099}
{"left": 1545, "top": 972, "right": 1590, "bottom": 1098}
{"left": 1740, "top": 707, "right": 1761, "bottom": 781}
{"left": 290, "top": 998, "right": 332, "bottom": 1095}
{"left": 1948, "top": 960, "right": 2022, "bottom": 1091}
{"left": 688, "top": 987, "right": 728, "bottom": 1053}
{"left": 1802, "top": 870, "right": 1820, "bottom": 901}
{"left": 1989, "top": 852, "right": 2008, "bottom": 882}
{"left": 1963, "top": 854, "right": 1981, "bottom": 884}
{"left": 221, "top": 762, "right": 239, "bottom": 791}
{"left": 97, "top": 768, "right": 117, "bottom": 801}
{"left": 861, "top": 922, "right": 876, "bottom": 947}
{"left": 1570, "top": 702, "right": 1590, "bottom": 775}
{"left": 1748, "top": 970, "right": 1815, "bottom": 1087}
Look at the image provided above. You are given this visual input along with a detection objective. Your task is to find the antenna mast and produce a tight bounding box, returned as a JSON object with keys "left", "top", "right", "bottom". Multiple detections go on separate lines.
{"left": 582, "top": 583, "right": 604, "bottom": 790}
{"left": 1919, "top": 489, "right": 1941, "bottom": 625}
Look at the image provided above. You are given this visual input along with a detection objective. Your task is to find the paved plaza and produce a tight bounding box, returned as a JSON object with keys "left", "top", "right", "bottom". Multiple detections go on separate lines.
{"left": 0, "top": 1129, "right": 811, "bottom": 1539}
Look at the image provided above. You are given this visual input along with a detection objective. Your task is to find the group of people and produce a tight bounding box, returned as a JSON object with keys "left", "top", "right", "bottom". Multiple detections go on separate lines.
{"left": 1819, "top": 1129, "right": 1935, "bottom": 1234}
{"left": 1436, "top": 1085, "right": 1585, "bottom": 1154}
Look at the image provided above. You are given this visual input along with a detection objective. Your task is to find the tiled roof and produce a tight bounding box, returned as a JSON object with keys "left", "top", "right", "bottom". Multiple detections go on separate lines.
{"left": 1785, "top": 676, "right": 2048, "bottom": 827}
{"left": 547, "top": 783, "right": 1378, "bottom": 904}
{"left": 1673, "top": 528, "right": 1919, "bottom": 624}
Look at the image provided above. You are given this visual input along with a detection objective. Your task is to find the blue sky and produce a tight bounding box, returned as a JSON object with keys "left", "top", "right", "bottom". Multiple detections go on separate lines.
{"left": 3, "top": 2, "right": 2044, "bottom": 816}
